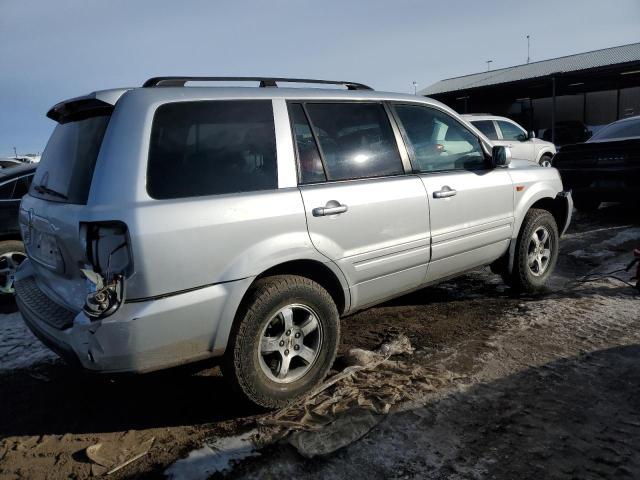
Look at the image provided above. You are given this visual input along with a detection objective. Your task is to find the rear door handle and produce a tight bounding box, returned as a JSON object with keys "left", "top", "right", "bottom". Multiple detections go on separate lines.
{"left": 433, "top": 186, "right": 457, "bottom": 198}
{"left": 313, "top": 201, "right": 348, "bottom": 217}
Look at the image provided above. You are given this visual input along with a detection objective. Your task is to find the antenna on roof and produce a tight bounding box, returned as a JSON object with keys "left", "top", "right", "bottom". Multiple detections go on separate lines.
{"left": 527, "top": 35, "right": 531, "bottom": 63}
{"left": 486, "top": 60, "right": 493, "bottom": 71}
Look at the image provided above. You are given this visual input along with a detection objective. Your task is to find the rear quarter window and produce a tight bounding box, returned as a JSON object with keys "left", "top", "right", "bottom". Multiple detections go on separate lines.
{"left": 147, "top": 100, "right": 278, "bottom": 199}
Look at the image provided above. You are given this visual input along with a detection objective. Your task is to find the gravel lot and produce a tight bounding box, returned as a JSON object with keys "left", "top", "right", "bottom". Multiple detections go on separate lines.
{"left": 1, "top": 203, "right": 639, "bottom": 479}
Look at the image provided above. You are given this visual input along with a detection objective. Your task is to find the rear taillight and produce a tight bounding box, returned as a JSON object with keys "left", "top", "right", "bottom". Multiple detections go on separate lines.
{"left": 79, "top": 222, "right": 132, "bottom": 319}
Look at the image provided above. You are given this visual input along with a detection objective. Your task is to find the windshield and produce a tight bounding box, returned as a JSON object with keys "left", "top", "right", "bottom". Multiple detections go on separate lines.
{"left": 30, "top": 113, "right": 111, "bottom": 204}
{"left": 589, "top": 117, "right": 640, "bottom": 142}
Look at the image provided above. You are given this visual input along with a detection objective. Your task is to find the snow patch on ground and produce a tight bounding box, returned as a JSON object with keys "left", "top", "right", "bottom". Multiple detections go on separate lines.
{"left": 602, "top": 227, "right": 640, "bottom": 247}
{"left": 568, "top": 249, "right": 615, "bottom": 260}
{"left": 0, "top": 311, "right": 57, "bottom": 371}
{"left": 165, "top": 430, "right": 260, "bottom": 480}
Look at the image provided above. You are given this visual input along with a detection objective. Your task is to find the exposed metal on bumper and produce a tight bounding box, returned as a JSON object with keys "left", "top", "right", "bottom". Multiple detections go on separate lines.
{"left": 15, "top": 260, "right": 253, "bottom": 373}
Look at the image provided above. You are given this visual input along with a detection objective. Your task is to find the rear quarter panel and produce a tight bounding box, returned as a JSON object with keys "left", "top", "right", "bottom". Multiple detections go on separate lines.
{"left": 27, "top": 89, "right": 349, "bottom": 305}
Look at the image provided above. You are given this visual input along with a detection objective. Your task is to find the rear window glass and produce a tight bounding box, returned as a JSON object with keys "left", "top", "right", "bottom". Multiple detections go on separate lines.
{"left": 31, "top": 114, "right": 111, "bottom": 204}
{"left": 590, "top": 118, "right": 640, "bottom": 141}
{"left": 304, "top": 103, "right": 403, "bottom": 181}
{"left": 147, "top": 100, "right": 278, "bottom": 199}
{"left": 471, "top": 120, "right": 499, "bottom": 140}
{"left": 13, "top": 175, "right": 34, "bottom": 199}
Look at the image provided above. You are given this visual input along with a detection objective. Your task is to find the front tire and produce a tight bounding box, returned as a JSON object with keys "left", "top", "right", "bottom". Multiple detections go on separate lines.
{"left": 505, "top": 209, "right": 559, "bottom": 293}
{"left": 222, "top": 275, "right": 339, "bottom": 409}
{"left": 539, "top": 154, "right": 553, "bottom": 168}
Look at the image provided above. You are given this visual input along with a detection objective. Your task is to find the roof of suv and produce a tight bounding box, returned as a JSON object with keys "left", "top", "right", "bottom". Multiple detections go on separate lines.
{"left": 47, "top": 77, "right": 452, "bottom": 122}
{"left": 462, "top": 114, "right": 516, "bottom": 123}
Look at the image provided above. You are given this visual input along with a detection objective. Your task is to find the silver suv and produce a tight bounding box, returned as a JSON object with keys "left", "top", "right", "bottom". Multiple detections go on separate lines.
{"left": 15, "top": 77, "right": 572, "bottom": 407}
{"left": 463, "top": 114, "right": 556, "bottom": 167}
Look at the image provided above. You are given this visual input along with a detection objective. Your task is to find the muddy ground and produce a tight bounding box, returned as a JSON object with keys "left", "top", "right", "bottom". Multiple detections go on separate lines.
{"left": 1, "top": 203, "right": 639, "bottom": 479}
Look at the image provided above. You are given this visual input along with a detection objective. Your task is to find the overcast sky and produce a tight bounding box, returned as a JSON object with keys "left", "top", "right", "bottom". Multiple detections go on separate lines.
{"left": 1, "top": 0, "right": 639, "bottom": 154}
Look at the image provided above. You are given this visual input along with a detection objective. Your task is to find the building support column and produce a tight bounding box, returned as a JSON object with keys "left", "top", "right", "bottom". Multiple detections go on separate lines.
{"left": 551, "top": 76, "right": 556, "bottom": 145}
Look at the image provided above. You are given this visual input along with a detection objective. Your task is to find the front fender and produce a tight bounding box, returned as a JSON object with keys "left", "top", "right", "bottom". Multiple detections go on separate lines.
{"left": 512, "top": 181, "right": 562, "bottom": 237}
{"left": 536, "top": 146, "right": 556, "bottom": 163}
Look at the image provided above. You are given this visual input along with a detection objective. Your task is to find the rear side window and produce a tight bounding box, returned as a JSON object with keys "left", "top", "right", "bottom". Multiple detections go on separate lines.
{"left": 31, "top": 114, "right": 111, "bottom": 204}
{"left": 394, "top": 104, "right": 486, "bottom": 172}
{"left": 147, "top": 100, "right": 277, "bottom": 199}
{"left": 0, "top": 180, "right": 15, "bottom": 199}
{"left": 302, "top": 103, "right": 403, "bottom": 181}
{"left": 471, "top": 120, "right": 499, "bottom": 140}
{"left": 12, "top": 175, "right": 33, "bottom": 199}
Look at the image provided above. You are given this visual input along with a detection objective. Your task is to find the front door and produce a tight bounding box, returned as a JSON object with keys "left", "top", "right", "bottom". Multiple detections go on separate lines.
{"left": 494, "top": 119, "right": 535, "bottom": 162}
{"left": 288, "top": 102, "right": 431, "bottom": 309}
{"left": 391, "top": 103, "right": 515, "bottom": 282}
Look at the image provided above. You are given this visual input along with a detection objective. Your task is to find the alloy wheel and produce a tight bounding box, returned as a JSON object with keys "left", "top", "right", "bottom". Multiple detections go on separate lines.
{"left": 258, "top": 304, "right": 323, "bottom": 384}
{"left": 527, "top": 226, "right": 552, "bottom": 276}
{"left": 0, "top": 251, "right": 26, "bottom": 294}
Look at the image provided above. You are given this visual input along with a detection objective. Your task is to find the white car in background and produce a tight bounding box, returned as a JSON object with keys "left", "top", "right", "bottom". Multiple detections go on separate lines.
{"left": 464, "top": 114, "right": 556, "bottom": 167}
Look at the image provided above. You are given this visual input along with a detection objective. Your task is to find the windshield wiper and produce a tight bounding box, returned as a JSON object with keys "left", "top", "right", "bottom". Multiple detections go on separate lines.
{"left": 33, "top": 184, "right": 68, "bottom": 200}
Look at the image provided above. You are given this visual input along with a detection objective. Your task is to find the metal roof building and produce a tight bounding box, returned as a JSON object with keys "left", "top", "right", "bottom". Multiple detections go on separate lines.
{"left": 420, "top": 43, "right": 640, "bottom": 145}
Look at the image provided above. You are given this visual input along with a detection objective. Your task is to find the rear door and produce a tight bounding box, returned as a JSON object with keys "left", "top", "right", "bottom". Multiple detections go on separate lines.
{"left": 469, "top": 119, "right": 499, "bottom": 141}
{"left": 392, "top": 103, "right": 514, "bottom": 282}
{"left": 289, "top": 102, "right": 430, "bottom": 309}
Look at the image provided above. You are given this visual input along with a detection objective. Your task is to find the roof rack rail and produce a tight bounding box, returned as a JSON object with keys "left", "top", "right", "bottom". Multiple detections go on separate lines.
{"left": 142, "top": 76, "right": 373, "bottom": 90}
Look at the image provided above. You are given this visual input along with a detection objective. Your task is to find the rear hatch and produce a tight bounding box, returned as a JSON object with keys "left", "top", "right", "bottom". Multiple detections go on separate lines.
{"left": 20, "top": 96, "right": 115, "bottom": 311}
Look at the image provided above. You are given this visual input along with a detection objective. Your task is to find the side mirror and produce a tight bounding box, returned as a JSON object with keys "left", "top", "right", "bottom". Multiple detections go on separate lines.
{"left": 492, "top": 145, "right": 511, "bottom": 167}
{"left": 528, "top": 130, "right": 536, "bottom": 139}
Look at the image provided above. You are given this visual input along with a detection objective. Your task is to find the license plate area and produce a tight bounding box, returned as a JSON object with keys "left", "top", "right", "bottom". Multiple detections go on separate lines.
{"left": 27, "top": 228, "right": 62, "bottom": 270}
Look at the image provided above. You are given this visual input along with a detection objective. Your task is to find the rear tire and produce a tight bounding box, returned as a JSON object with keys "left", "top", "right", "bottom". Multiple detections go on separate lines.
{"left": 222, "top": 275, "right": 339, "bottom": 409}
{"left": 573, "top": 196, "right": 600, "bottom": 212}
{"left": 504, "top": 209, "right": 559, "bottom": 293}
{"left": 0, "top": 240, "right": 26, "bottom": 305}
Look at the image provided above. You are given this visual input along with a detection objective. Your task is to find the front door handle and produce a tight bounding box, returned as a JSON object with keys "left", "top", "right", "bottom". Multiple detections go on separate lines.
{"left": 313, "top": 200, "right": 348, "bottom": 217}
{"left": 433, "top": 186, "right": 457, "bottom": 198}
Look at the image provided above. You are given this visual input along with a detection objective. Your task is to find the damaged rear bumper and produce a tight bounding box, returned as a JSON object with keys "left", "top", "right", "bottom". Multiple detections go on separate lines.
{"left": 15, "top": 260, "right": 253, "bottom": 373}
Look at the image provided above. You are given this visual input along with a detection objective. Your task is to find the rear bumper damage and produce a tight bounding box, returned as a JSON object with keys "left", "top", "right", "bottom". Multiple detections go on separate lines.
{"left": 15, "top": 260, "right": 252, "bottom": 373}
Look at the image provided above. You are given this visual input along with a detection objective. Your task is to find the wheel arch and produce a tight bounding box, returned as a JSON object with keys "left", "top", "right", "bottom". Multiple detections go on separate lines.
{"left": 506, "top": 188, "right": 571, "bottom": 275}
{"left": 253, "top": 259, "right": 350, "bottom": 315}
{"left": 536, "top": 147, "right": 555, "bottom": 163}
{"left": 0, "top": 233, "right": 23, "bottom": 243}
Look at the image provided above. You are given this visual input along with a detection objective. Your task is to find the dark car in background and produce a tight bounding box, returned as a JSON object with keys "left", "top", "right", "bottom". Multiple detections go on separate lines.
{"left": 0, "top": 158, "right": 24, "bottom": 169}
{"left": 543, "top": 121, "right": 592, "bottom": 147}
{"left": 553, "top": 115, "right": 640, "bottom": 211}
{"left": 0, "top": 164, "right": 36, "bottom": 297}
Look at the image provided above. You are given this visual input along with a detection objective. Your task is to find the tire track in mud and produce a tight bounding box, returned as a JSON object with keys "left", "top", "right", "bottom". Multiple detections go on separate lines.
{"left": 232, "top": 278, "right": 640, "bottom": 480}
